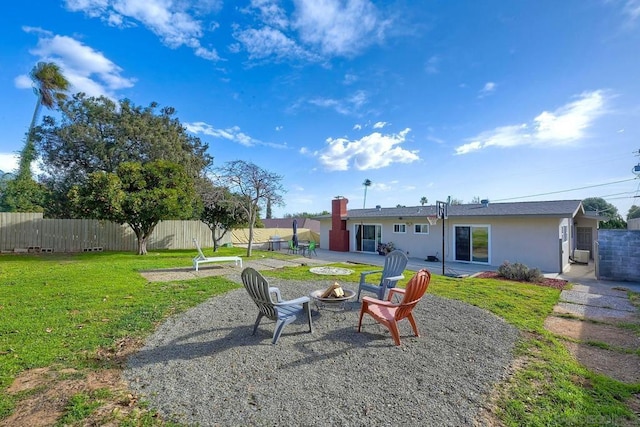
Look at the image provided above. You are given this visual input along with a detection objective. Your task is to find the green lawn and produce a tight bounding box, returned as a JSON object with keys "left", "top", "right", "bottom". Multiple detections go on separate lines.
{"left": 1, "top": 251, "right": 638, "bottom": 426}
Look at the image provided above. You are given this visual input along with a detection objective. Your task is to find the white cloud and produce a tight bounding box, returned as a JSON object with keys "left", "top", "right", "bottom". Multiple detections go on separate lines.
{"left": 232, "top": 0, "right": 390, "bottom": 62}
{"left": 14, "top": 75, "right": 32, "bottom": 89}
{"left": 425, "top": 55, "right": 439, "bottom": 74}
{"left": 353, "top": 124, "right": 362, "bottom": 130}
{"left": 343, "top": 73, "right": 358, "bottom": 85}
{"left": 233, "top": 26, "right": 317, "bottom": 61}
{"left": 63, "top": 0, "right": 221, "bottom": 61}
{"left": 185, "top": 121, "right": 287, "bottom": 149}
{"left": 316, "top": 128, "right": 419, "bottom": 171}
{"left": 0, "top": 153, "right": 19, "bottom": 174}
{"left": 478, "top": 81, "right": 496, "bottom": 98}
{"left": 623, "top": 0, "right": 640, "bottom": 21}
{"left": 373, "top": 121, "right": 387, "bottom": 129}
{"left": 456, "top": 90, "right": 609, "bottom": 154}
{"left": 292, "top": 0, "right": 389, "bottom": 56}
{"left": 309, "top": 90, "right": 368, "bottom": 115}
{"left": 19, "top": 27, "right": 135, "bottom": 99}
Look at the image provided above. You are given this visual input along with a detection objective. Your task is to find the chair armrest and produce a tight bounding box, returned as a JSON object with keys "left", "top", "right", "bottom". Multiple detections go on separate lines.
{"left": 387, "top": 287, "right": 406, "bottom": 301}
{"left": 362, "top": 296, "right": 397, "bottom": 308}
{"left": 275, "top": 296, "right": 310, "bottom": 306}
{"left": 383, "top": 274, "right": 404, "bottom": 282}
{"left": 269, "top": 287, "right": 283, "bottom": 302}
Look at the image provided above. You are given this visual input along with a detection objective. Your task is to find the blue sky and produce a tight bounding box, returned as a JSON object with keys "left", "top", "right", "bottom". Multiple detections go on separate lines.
{"left": 2, "top": 0, "right": 640, "bottom": 218}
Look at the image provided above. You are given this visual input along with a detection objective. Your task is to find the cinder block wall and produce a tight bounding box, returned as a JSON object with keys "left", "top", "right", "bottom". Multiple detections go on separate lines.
{"left": 597, "top": 230, "right": 640, "bottom": 282}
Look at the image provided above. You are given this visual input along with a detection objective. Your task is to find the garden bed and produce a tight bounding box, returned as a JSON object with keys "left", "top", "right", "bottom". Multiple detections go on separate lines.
{"left": 474, "top": 271, "right": 568, "bottom": 290}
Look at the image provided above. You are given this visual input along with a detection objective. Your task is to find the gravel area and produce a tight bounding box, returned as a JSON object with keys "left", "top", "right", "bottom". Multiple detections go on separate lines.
{"left": 124, "top": 276, "right": 519, "bottom": 426}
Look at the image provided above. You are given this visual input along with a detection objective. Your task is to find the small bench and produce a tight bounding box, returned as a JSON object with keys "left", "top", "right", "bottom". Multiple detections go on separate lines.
{"left": 192, "top": 238, "right": 242, "bottom": 271}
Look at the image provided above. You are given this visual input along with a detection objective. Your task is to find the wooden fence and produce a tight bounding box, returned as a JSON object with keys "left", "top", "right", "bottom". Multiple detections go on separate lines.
{"left": 0, "top": 213, "right": 225, "bottom": 253}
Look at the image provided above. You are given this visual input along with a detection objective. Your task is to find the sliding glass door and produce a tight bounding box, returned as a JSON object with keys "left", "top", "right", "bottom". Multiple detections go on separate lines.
{"left": 454, "top": 225, "right": 490, "bottom": 263}
{"left": 355, "top": 224, "right": 381, "bottom": 252}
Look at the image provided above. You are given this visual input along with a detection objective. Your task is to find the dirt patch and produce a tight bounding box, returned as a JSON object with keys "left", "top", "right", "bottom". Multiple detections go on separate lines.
{"left": 139, "top": 265, "right": 234, "bottom": 282}
{"left": 474, "top": 271, "right": 568, "bottom": 290}
{"left": 561, "top": 341, "right": 640, "bottom": 383}
{"left": 2, "top": 338, "right": 144, "bottom": 427}
{"left": 545, "top": 315, "right": 640, "bottom": 383}
{"left": 544, "top": 317, "right": 640, "bottom": 351}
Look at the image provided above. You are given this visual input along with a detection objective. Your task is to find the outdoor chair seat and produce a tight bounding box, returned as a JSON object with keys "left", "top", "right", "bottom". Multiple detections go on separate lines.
{"left": 241, "top": 267, "right": 313, "bottom": 344}
{"left": 358, "top": 269, "right": 431, "bottom": 346}
{"left": 357, "top": 249, "right": 408, "bottom": 300}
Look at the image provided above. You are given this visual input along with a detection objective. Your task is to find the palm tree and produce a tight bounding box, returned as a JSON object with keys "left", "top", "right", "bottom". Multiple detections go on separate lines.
{"left": 362, "top": 179, "right": 372, "bottom": 209}
{"left": 420, "top": 196, "right": 428, "bottom": 206}
{"left": 18, "top": 62, "right": 70, "bottom": 180}
{"left": 360, "top": 179, "right": 372, "bottom": 252}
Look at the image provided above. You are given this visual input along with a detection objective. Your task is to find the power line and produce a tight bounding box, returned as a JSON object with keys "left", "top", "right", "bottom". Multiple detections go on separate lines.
{"left": 492, "top": 178, "right": 638, "bottom": 202}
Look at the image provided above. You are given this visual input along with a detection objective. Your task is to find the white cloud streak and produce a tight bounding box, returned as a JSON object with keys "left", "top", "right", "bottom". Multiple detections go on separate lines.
{"left": 478, "top": 81, "right": 496, "bottom": 98}
{"left": 0, "top": 153, "right": 19, "bottom": 174}
{"left": 623, "top": 0, "right": 640, "bottom": 21}
{"left": 63, "top": 0, "right": 221, "bottom": 60}
{"left": 233, "top": 0, "right": 390, "bottom": 63}
{"left": 185, "top": 121, "right": 287, "bottom": 149}
{"left": 308, "top": 90, "right": 368, "bottom": 115}
{"left": 455, "top": 90, "right": 609, "bottom": 155}
{"left": 316, "top": 128, "right": 419, "bottom": 171}
{"left": 292, "top": 0, "right": 388, "bottom": 56}
{"left": 18, "top": 27, "right": 135, "bottom": 99}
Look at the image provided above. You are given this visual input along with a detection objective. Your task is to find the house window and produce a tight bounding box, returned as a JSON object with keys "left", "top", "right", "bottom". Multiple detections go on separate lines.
{"left": 393, "top": 223, "right": 406, "bottom": 233}
{"left": 561, "top": 225, "right": 568, "bottom": 242}
{"left": 414, "top": 224, "right": 429, "bottom": 234}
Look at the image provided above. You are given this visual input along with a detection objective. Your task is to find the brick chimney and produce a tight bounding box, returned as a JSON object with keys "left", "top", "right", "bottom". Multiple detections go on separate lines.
{"left": 329, "top": 198, "right": 350, "bottom": 252}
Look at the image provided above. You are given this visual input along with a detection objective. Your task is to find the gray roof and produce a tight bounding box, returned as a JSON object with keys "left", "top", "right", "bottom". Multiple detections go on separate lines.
{"left": 323, "top": 200, "right": 584, "bottom": 220}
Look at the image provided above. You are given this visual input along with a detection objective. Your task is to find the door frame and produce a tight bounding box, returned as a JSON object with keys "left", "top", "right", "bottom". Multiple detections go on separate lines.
{"left": 453, "top": 224, "right": 491, "bottom": 264}
{"left": 354, "top": 223, "right": 382, "bottom": 253}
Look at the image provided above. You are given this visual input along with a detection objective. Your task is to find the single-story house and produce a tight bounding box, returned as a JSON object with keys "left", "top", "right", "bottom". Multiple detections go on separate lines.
{"left": 318, "top": 198, "right": 602, "bottom": 273}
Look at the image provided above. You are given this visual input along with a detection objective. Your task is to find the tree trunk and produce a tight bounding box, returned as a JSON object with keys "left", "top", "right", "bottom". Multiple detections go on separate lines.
{"left": 211, "top": 229, "right": 218, "bottom": 252}
{"left": 131, "top": 223, "right": 156, "bottom": 255}
{"left": 136, "top": 232, "right": 148, "bottom": 255}
{"left": 246, "top": 224, "right": 253, "bottom": 257}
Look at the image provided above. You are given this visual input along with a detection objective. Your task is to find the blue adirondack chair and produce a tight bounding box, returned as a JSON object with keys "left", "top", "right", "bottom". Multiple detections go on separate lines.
{"left": 241, "top": 267, "right": 313, "bottom": 344}
{"left": 357, "top": 249, "right": 409, "bottom": 301}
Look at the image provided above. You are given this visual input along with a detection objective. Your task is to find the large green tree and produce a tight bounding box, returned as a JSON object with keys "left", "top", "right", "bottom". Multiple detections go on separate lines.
{"left": 627, "top": 205, "right": 640, "bottom": 221}
{"left": 70, "top": 160, "right": 196, "bottom": 255}
{"left": 197, "top": 178, "right": 249, "bottom": 251}
{"left": 216, "top": 160, "right": 284, "bottom": 257}
{"left": 35, "top": 94, "right": 211, "bottom": 217}
{"left": 582, "top": 197, "right": 626, "bottom": 229}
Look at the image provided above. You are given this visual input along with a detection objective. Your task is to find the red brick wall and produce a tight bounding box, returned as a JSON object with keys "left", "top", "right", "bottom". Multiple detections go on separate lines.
{"left": 329, "top": 198, "right": 350, "bottom": 251}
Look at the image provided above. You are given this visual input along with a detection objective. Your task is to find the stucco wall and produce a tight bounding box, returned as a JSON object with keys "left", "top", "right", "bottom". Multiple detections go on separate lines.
{"left": 597, "top": 230, "right": 640, "bottom": 282}
{"left": 472, "top": 216, "right": 563, "bottom": 273}
{"left": 322, "top": 216, "right": 566, "bottom": 272}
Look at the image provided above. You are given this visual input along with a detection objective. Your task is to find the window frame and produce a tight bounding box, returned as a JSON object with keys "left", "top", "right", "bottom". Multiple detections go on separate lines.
{"left": 393, "top": 223, "right": 407, "bottom": 234}
{"left": 413, "top": 223, "right": 430, "bottom": 234}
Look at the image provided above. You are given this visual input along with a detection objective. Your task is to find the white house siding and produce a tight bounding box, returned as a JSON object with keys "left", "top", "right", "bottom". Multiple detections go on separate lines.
{"left": 474, "top": 216, "right": 562, "bottom": 273}
{"left": 335, "top": 216, "right": 565, "bottom": 273}
{"left": 319, "top": 218, "right": 332, "bottom": 250}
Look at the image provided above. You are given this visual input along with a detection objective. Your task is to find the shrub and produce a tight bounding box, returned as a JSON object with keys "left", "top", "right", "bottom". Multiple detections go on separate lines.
{"left": 497, "top": 261, "right": 544, "bottom": 283}
{"left": 377, "top": 242, "right": 395, "bottom": 253}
